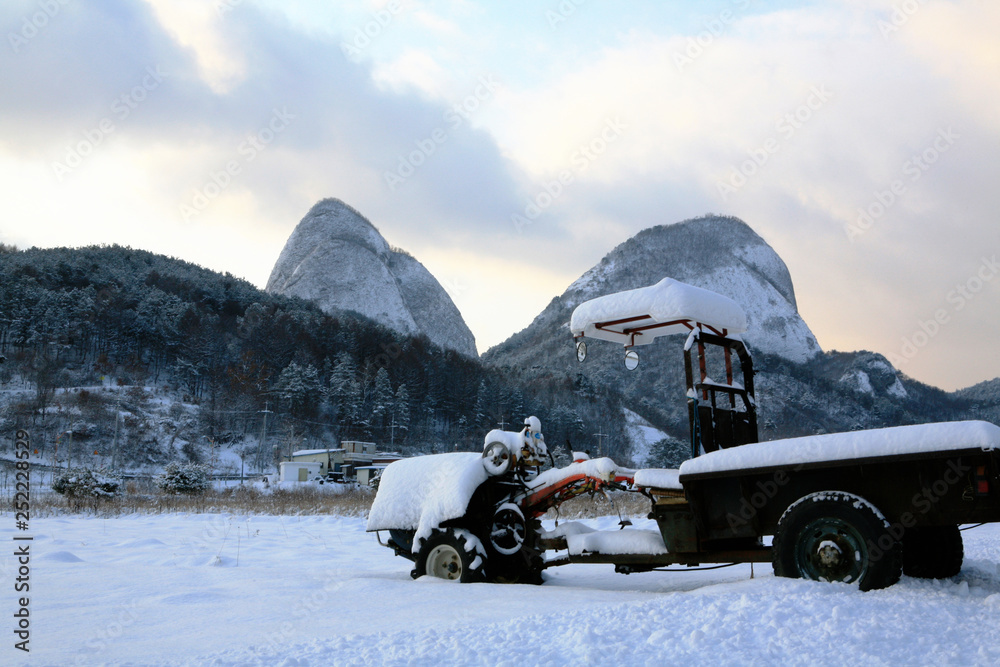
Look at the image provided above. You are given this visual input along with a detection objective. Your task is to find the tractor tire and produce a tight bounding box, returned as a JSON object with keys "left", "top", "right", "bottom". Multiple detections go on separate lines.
{"left": 412, "top": 528, "right": 486, "bottom": 583}
{"left": 903, "top": 525, "right": 963, "bottom": 579}
{"left": 485, "top": 514, "right": 544, "bottom": 585}
{"left": 773, "top": 491, "right": 902, "bottom": 591}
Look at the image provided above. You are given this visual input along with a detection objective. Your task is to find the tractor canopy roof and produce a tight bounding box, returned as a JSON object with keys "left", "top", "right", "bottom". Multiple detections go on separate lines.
{"left": 570, "top": 277, "right": 747, "bottom": 347}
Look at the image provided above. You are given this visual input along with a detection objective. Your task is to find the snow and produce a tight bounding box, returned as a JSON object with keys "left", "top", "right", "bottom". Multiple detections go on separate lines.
{"left": 623, "top": 407, "right": 669, "bottom": 468}
{"left": 570, "top": 277, "right": 748, "bottom": 347}
{"left": 365, "top": 452, "right": 488, "bottom": 546}
{"left": 888, "top": 377, "right": 909, "bottom": 399}
{"left": 633, "top": 468, "right": 683, "bottom": 490}
{"left": 526, "top": 456, "right": 618, "bottom": 490}
{"left": 290, "top": 448, "right": 345, "bottom": 456}
{"left": 540, "top": 521, "right": 597, "bottom": 540}
{"left": 483, "top": 428, "right": 525, "bottom": 455}
{"left": 567, "top": 527, "right": 670, "bottom": 556}
{"left": 11, "top": 512, "right": 1000, "bottom": 665}
{"left": 680, "top": 420, "right": 1000, "bottom": 477}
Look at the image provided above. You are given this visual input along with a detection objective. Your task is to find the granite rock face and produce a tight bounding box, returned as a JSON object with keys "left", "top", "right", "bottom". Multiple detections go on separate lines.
{"left": 266, "top": 199, "right": 477, "bottom": 357}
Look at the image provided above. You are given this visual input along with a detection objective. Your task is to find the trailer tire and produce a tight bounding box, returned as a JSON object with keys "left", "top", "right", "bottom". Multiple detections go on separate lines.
{"left": 412, "top": 528, "right": 486, "bottom": 583}
{"left": 903, "top": 525, "right": 963, "bottom": 579}
{"left": 773, "top": 491, "right": 902, "bottom": 591}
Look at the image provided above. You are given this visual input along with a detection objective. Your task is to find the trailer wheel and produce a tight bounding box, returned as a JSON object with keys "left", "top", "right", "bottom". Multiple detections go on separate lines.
{"left": 413, "top": 528, "right": 486, "bottom": 583}
{"left": 773, "top": 491, "right": 901, "bottom": 591}
{"left": 903, "top": 525, "right": 963, "bottom": 579}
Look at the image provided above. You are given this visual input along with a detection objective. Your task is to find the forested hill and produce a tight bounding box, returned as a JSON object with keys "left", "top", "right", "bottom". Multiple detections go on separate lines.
{"left": 0, "top": 245, "right": 623, "bottom": 470}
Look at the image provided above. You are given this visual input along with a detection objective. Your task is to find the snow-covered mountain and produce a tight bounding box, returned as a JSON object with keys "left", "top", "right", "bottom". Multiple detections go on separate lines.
{"left": 266, "top": 199, "right": 477, "bottom": 357}
{"left": 562, "top": 215, "right": 820, "bottom": 362}
{"left": 484, "top": 215, "right": 957, "bottom": 446}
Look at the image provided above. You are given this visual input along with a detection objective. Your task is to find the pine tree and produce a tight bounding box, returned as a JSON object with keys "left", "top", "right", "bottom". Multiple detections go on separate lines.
{"left": 370, "top": 367, "right": 394, "bottom": 440}
{"left": 393, "top": 383, "right": 410, "bottom": 447}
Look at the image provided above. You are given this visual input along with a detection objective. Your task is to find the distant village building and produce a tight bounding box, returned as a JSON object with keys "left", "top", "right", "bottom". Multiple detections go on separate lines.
{"left": 286, "top": 442, "right": 401, "bottom": 482}
{"left": 278, "top": 461, "right": 322, "bottom": 482}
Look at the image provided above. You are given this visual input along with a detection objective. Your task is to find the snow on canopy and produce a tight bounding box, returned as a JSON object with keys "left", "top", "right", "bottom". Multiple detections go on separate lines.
{"left": 366, "top": 452, "right": 488, "bottom": 548}
{"left": 570, "top": 277, "right": 748, "bottom": 347}
{"left": 680, "top": 420, "right": 1000, "bottom": 478}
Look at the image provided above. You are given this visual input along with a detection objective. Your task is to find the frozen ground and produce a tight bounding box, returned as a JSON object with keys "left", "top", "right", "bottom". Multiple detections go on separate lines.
{"left": 4, "top": 514, "right": 1000, "bottom": 666}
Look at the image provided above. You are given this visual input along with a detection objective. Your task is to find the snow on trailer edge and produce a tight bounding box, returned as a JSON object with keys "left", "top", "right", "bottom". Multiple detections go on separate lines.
{"left": 678, "top": 420, "right": 1000, "bottom": 478}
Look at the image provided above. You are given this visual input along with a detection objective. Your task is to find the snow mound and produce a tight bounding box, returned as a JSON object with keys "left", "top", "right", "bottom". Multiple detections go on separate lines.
{"left": 39, "top": 551, "right": 85, "bottom": 563}
{"left": 681, "top": 420, "right": 1000, "bottom": 477}
{"left": 366, "top": 453, "right": 488, "bottom": 547}
{"left": 568, "top": 529, "right": 669, "bottom": 556}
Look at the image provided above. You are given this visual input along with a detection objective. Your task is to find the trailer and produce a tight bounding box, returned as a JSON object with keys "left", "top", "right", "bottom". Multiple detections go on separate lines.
{"left": 368, "top": 277, "right": 1000, "bottom": 590}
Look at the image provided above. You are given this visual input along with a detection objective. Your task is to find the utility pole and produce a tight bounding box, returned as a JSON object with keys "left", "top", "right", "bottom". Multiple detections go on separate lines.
{"left": 255, "top": 402, "right": 271, "bottom": 474}
{"left": 594, "top": 431, "right": 607, "bottom": 457}
{"left": 111, "top": 397, "right": 121, "bottom": 470}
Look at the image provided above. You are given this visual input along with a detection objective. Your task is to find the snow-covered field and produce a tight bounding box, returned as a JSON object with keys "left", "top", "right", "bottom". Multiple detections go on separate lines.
{"left": 5, "top": 513, "right": 1000, "bottom": 666}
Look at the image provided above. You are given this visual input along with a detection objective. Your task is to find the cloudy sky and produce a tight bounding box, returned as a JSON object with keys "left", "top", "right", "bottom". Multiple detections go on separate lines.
{"left": 1, "top": 0, "right": 997, "bottom": 391}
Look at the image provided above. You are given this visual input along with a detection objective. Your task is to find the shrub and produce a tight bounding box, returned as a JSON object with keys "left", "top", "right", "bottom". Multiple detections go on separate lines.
{"left": 51, "top": 469, "right": 122, "bottom": 508}
{"left": 156, "top": 462, "right": 211, "bottom": 495}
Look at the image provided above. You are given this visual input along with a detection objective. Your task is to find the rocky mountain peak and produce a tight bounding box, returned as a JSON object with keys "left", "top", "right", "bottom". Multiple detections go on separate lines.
{"left": 556, "top": 215, "right": 819, "bottom": 363}
{"left": 266, "top": 199, "right": 477, "bottom": 357}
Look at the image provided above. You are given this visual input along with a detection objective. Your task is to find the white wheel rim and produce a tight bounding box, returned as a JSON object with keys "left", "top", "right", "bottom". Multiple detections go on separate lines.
{"left": 426, "top": 544, "right": 463, "bottom": 580}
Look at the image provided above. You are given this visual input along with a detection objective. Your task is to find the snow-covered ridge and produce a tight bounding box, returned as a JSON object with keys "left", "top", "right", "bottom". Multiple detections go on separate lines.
{"left": 680, "top": 420, "right": 1000, "bottom": 477}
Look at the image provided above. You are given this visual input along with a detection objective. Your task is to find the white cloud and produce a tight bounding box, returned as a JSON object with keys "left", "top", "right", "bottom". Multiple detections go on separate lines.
{"left": 141, "top": 0, "right": 247, "bottom": 93}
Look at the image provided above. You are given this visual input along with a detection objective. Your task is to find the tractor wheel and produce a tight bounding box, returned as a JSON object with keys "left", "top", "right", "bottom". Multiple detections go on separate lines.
{"left": 489, "top": 503, "right": 526, "bottom": 556}
{"left": 485, "top": 513, "right": 544, "bottom": 585}
{"left": 412, "top": 528, "right": 486, "bottom": 583}
{"left": 903, "top": 525, "right": 963, "bottom": 579}
{"left": 773, "top": 491, "right": 901, "bottom": 591}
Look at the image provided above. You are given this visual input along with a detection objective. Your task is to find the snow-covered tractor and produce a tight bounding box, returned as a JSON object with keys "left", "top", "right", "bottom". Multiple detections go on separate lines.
{"left": 368, "top": 277, "right": 1000, "bottom": 591}
{"left": 366, "top": 415, "right": 629, "bottom": 583}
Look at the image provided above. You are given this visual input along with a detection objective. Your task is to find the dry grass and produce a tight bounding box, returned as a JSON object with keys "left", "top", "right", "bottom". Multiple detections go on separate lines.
{"left": 540, "top": 490, "right": 652, "bottom": 521}
{"left": 16, "top": 482, "right": 375, "bottom": 518}
{"left": 10, "top": 481, "right": 652, "bottom": 521}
